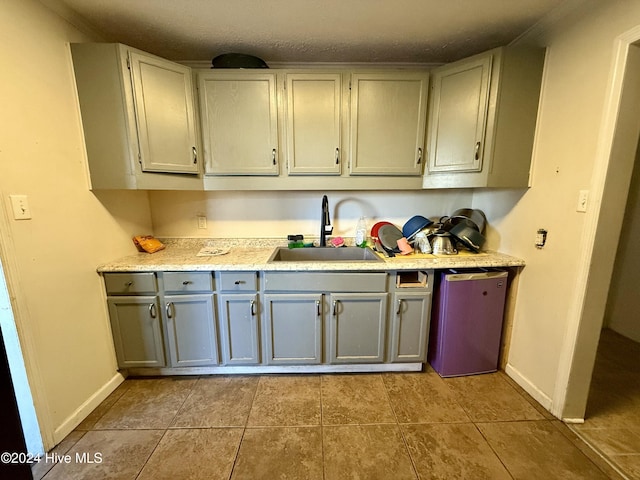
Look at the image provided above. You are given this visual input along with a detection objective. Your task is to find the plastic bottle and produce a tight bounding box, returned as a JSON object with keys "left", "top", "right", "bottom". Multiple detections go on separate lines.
{"left": 355, "top": 216, "right": 367, "bottom": 247}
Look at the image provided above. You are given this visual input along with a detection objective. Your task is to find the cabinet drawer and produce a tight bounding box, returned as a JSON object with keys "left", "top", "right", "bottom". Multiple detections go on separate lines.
{"left": 218, "top": 272, "right": 258, "bottom": 292}
{"left": 104, "top": 273, "right": 157, "bottom": 295}
{"left": 163, "top": 272, "right": 213, "bottom": 292}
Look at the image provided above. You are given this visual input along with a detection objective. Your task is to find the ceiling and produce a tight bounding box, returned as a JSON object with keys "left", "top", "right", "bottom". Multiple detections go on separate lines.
{"left": 47, "top": 0, "right": 565, "bottom": 64}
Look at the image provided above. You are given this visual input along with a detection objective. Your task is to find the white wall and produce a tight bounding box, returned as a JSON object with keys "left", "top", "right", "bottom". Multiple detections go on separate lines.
{"left": 605, "top": 142, "right": 640, "bottom": 342}
{"left": 149, "top": 190, "right": 474, "bottom": 240}
{"left": 0, "top": 0, "right": 153, "bottom": 447}
{"left": 474, "top": 0, "right": 640, "bottom": 414}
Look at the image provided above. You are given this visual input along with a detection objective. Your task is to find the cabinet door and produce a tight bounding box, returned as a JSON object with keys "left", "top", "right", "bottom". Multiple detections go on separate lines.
{"left": 128, "top": 51, "right": 198, "bottom": 174}
{"left": 218, "top": 293, "right": 260, "bottom": 364}
{"left": 349, "top": 73, "right": 428, "bottom": 176}
{"left": 199, "top": 72, "right": 279, "bottom": 175}
{"left": 164, "top": 294, "right": 218, "bottom": 367}
{"left": 285, "top": 73, "right": 342, "bottom": 175}
{"left": 427, "top": 54, "right": 492, "bottom": 174}
{"left": 263, "top": 294, "right": 323, "bottom": 365}
{"left": 107, "top": 296, "right": 165, "bottom": 368}
{"left": 390, "top": 292, "right": 431, "bottom": 362}
{"left": 328, "top": 293, "right": 387, "bottom": 364}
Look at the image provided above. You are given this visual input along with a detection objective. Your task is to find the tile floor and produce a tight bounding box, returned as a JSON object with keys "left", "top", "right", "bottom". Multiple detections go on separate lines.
{"left": 32, "top": 367, "right": 623, "bottom": 480}
{"left": 571, "top": 328, "right": 640, "bottom": 480}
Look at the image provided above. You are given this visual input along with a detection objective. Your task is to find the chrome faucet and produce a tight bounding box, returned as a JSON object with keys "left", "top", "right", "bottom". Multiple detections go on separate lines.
{"left": 320, "top": 195, "right": 333, "bottom": 247}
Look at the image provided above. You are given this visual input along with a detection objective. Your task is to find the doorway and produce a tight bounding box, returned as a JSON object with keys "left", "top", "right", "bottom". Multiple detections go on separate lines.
{"left": 0, "top": 254, "right": 43, "bottom": 455}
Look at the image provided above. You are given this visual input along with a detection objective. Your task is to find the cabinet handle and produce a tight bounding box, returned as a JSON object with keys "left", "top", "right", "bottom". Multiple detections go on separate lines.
{"left": 417, "top": 147, "right": 422, "bottom": 165}
{"left": 272, "top": 148, "right": 277, "bottom": 165}
{"left": 234, "top": 280, "right": 245, "bottom": 285}
{"left": 148, "top": 303, "right": 156, "bottom": 319}
{"left": 125, "top": 281, "right": 133, "bottom": 287}
{"left": 316, "top": 300, "right": 321, "bottom": 317}
{"left": 182, "top": 280, "right": 192, "bottom": 285}
{"left": 396, "top": 299, "right": 403, "bottom": 315}
{"left": 165, "top": 302, "right": 174, "bottom": 319}
{"left": 332, "top": 300, "right": 338, "bottom": 317}
{"left": 335, "top": 147, "right": 340, "bottom": 165}
{"left": 474, "top": 141, "right": 481, "bottom": 161}
{"left": 192, "top": 146, "right": 198, "bottom": 164}
{"left": 250, "top": 299, "right": 256, "bottom": 316}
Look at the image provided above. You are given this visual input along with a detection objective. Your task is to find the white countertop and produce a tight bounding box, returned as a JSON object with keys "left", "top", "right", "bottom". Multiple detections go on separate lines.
{"left": 97, "top": 238, "right": 525, "bottom": 273}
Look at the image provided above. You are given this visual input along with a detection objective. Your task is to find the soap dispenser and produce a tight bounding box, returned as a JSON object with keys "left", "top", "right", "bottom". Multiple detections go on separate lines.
{"left": 355, "top": 217, "right": 367, "bottom": 247}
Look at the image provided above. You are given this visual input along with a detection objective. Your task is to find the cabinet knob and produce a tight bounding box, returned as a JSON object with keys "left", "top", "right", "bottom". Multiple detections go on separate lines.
{"left": 250, "top": 299, "right": 256, "bottom": 316}
{"left": 182, "top": 280, "right": 192, "bottom": 285}
{"left": 335, "top": 147, "right": 340, "bottom": 165}
{"left": 165, "top": 302, "right": 174, "bottom": 319}
{"left": 234, "top": 280, "right": 245, "bottom": 285}
{"left": 125, "top": 281, "right": 133, "bottom": 287}
{"left": 272, "top": 148, "right": 277, "bottom": 165}
{"left": 192, "top": 146, "right": 198, "bottom": 164}
{"left": 396, "top": 299, "right": 403, "bottom": 315}
{"left": 332, "top": 300, "right": 338, "bottom": 316}
{"left": 148, "top": 303, "right": 157, "bottom": 318}
{"left": 417, "top": 147, "right": 422, "bottom": 165}
{"left": 474, "top": 141, "right": 481, "bottom": 161}
{"left": 316, "top": 300, "right": 321, "bottom": 317}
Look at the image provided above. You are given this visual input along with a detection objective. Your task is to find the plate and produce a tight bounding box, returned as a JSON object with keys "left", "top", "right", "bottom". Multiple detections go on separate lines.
{"left": 378, "top": 224, "right": 403, "bottom": 252}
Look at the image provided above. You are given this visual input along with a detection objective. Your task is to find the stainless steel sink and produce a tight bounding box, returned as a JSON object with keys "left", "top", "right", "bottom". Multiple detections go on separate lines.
{"left": 268, "top": 246, "right": 383, "bottom": 263}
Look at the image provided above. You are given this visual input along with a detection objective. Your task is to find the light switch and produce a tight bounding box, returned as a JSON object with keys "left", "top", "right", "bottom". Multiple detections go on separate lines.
{"left": 9, "top": 195, "right": 32, "bottom": 220}
{"left": 577, "top": 190, "right": 589, "bottom": 213}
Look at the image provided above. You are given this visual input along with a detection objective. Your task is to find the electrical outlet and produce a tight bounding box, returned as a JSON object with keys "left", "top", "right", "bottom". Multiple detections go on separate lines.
{"left": 577, "top": 190, "right": 589, "bottom": 212}
{"left": 9, "top": 195, "right": 31, "bottom": 220}
{"left": 197, "top": 215, "right": 207, "bottom": 229}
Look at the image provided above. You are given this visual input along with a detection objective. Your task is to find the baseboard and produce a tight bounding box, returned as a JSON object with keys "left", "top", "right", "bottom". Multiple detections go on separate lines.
{"left": 52, "top": 372, "right": 125, "bottom": 446}
{"left": 505, "top": 363, "right": 554, "bottom": 412}
{"left": 562, "top": 417, "right": 585, "bottom": 424}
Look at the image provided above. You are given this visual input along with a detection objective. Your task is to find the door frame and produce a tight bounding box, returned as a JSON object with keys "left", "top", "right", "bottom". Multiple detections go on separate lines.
{"left": 553, "top": 26, "right": 640, "bottom": 420}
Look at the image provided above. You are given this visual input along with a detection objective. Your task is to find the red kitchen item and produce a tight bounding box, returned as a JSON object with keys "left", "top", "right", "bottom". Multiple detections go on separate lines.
{"left": 371, "top": 221, "right": 393, "bottom": 239}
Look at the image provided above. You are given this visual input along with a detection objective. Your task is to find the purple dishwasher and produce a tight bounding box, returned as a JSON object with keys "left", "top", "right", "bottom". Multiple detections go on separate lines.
{"left": 428, "top": 269, "right": 508, "bottom": 377}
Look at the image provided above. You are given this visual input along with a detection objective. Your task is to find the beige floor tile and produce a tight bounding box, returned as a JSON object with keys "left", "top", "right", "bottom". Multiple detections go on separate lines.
{"left": 575, "top": 427, "right": 640, "bottom": 456}
{"left": 444, "top": 372, "right": 545, "bottom": 422}
{"left": 247, "top": 375, "right": 320, "bottom": 426}
{"left": 383, "top": 372, "right": 470, "bottom": 423}
{"left": 231, "top": 427, "right": 322, "bottom": 480}
{"left": 478, "top": 420, "right": 610, "bottom": 480}
{"left": 76, "top": 380, "right": 131, "bottom": 431}
{"left": 321, "top": 374, "right": 395, "bottom": 424}
{"left": 42, "top": 429, "right": 163, "bottom": 480}
{"left": 172, "top": 376, "right": 258, "bottom": 427}
{"left": 32, "top": 431, "right": 85, "bottom": 480}
{"left": 499, "top": 371, "right": 555, "bottom": 420}
{"left": 402, "top": 423, "right": 511, "bottom": 480}
{"left": 610, "top": 454, "right": 640, "bottom": 479}
{"left": 94, "top": 377, "right": 197, "bottom": 429}
{"left": 137, "top": 428, "right": 243, "bottom": 480}
{"left": 323, "top": 424, "right": 416, "bottom": 480}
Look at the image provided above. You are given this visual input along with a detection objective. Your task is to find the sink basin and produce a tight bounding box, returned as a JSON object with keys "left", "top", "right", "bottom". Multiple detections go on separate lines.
{"left": 268, "top": 246, "right": 383, "bottom": 263}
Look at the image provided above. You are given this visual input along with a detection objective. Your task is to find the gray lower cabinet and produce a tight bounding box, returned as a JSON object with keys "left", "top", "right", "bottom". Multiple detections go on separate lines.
{"left": 389, "top": 291, "right": 432, "bottom": 362}
{"left": 263, "top": 293, "right": 323, "bottom": 365}
{"left": 389, "top": 270, "right": 434, "bottom": 363}
{"left": 107, "top": 296, "right": 166, "bottom": 368}
{"left": 328, "top": 293, "right": 388, "bottom": 363}
{"left": 161, "top": 272, "right": 218, "bottom": 367}
{"left": 163, "top": 294, "right": 218, "bottom": 367}
{"left": 218, "top": 293, "right": 260, "bottom": 365}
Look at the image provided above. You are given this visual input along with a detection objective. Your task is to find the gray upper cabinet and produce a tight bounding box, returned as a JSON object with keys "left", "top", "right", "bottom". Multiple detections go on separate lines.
{"left": 426, "top": 55, "right": 492, "bottom": 175}
{"left": 424, "top": 46, "right": 545, "bottom": 188}
{"left": 128, "top": 52, "right": 199, "bottom": 174}
{"left": 198, "top": 72, "right": 279, "bottom": 175}
{"left": 70, "top": 43, "right": 202, "bottom": 190}
{"left": 349, "top": 73, "right": 429, "bottom": 176}
{"left": 285, "top": 73, "right": 342, "bottom": 175}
